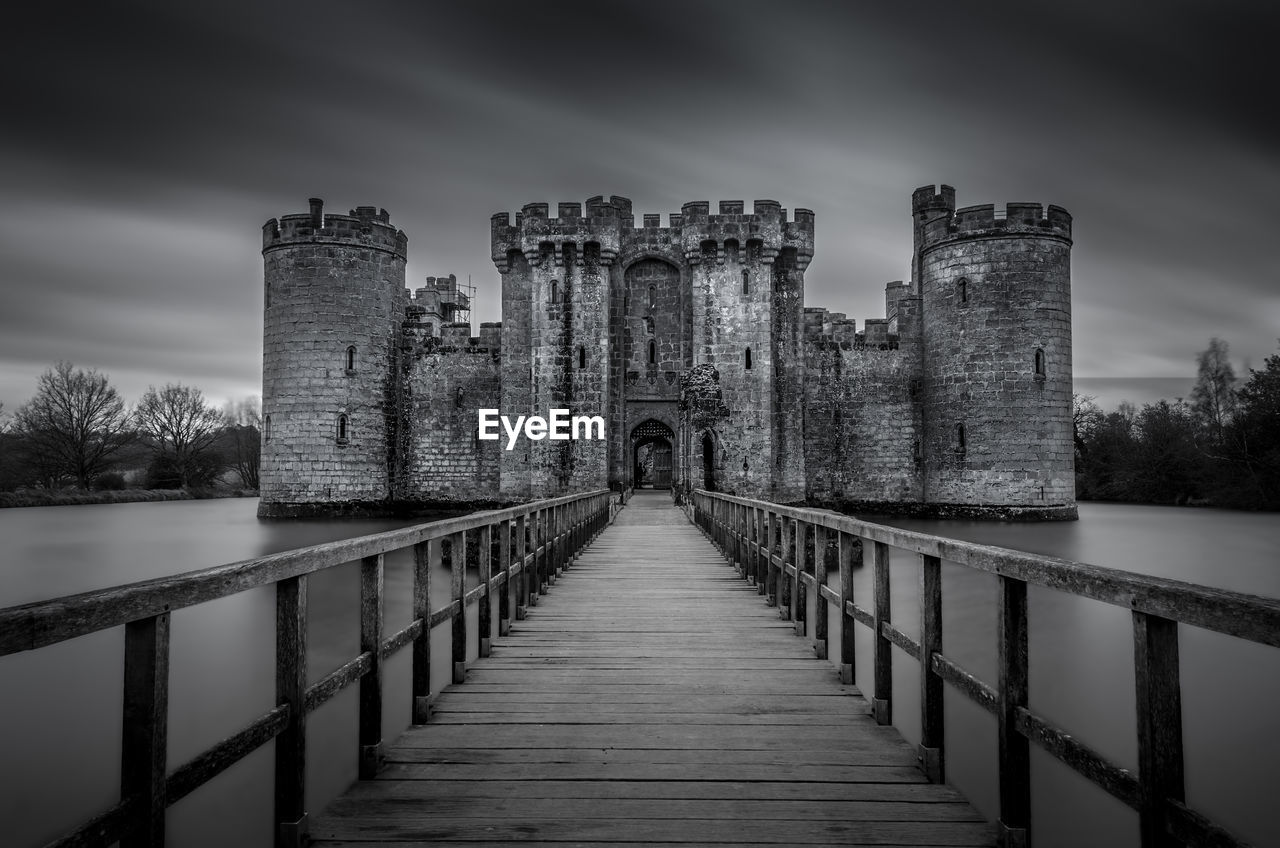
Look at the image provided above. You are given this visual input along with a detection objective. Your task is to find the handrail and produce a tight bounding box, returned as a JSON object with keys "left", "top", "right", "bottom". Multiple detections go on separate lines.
{"left": 1, "top": 489, "right": 614, "bottom": 848}
{"left": 690, "top": 489, "right": 1274, "bottom": 848}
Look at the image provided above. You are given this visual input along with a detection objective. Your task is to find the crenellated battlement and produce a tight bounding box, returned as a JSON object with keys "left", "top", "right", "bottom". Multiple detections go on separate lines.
{"left": 490, "top": 197, "right": 629, "bottom": 270}
{"left": 916, "top": 189, "right": 1071, "bottom": 251}
{"left": 263, "top": 198, "right": 407, "bottom": 258}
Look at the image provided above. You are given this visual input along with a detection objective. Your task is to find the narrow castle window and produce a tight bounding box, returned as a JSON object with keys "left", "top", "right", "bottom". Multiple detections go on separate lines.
{"left": 337, "top": 413, "right": 349, "bottom": 444}
{"left": 345, "top": 345, "right": 356, "bottom": 373}
{"left": 648, "top": 285, "right": 656, "bottom": 309}
{"left": 579, "top": 345, "right": 586, "bottom": 369}
{"left": 264, "top": 415, "right": 271, "bottom": 443}
{"left": 648, "top": 340, "right": 656, "bottom": 364}
{"left": 957, "top": 278, "right": 969, "bottom": 304}
{"left": 955, "top": 423, "right": 966, "bottom": 454}
{"left": 551, "top": 280, "right": 560, "bottom": 303}
{"left": 1034, "top": 348, "right": 1046, "bottom": 378}
{"left": 745, "top": 347, "right": 752, "bottom": 370}
{"left": 742, "top": 270, "right": 749, "bottom": 295}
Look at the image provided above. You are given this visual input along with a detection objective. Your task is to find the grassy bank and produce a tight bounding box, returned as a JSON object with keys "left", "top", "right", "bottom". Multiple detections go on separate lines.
{"left": 0, "top": 489, "right": 259, "bottom": 508}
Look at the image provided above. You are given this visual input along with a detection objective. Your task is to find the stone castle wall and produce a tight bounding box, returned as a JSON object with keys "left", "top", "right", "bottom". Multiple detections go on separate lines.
{"left": 260, "top": 185, "right": 1077, "bottom": 520}
{"left": 397, "top": 322, "right": 503, "bottom": 503}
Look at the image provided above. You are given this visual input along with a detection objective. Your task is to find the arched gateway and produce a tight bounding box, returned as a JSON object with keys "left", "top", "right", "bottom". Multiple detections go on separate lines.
{"left": 630, "top": 419, "right": 674, "bottom": 489}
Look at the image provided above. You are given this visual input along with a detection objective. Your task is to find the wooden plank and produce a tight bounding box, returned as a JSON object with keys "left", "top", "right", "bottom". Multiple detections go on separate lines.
{"left": 120, "top": 612, "right": 169, "bottom": 848}
{"left": 477, "top": 524, "right": 492, "bottom": 656}
{"left": 311, "top": 817, "right": 995, "bottom": 845}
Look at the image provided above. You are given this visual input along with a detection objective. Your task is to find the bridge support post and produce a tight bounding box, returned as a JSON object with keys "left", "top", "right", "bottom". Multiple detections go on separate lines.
{"left": 515, "top": 515, "right": 529, "bottom": 621}
{"left": 1134, "top": 612, "right": 1184, "bottom": 848}
{"left": 997, "top": 575, "right": 1030, "bottom": 845}
{"left": 764, "top": 511, "right": 777, "bottom": 607}
{"left": 919, "top": 554, "right": 944, "bottom": 783}
{"left": 498, "top": 521, "right": 512, "bottom": 637}
{"left": 813, "top": 525, "right": 829, "bottom": 659}
{"left": 451, "top": 532, "right": 468, "bottom": 683}
{"left": 794, "top": 521, "right": 809, "bottom": 636}
{"left": 411, "top": 542, "right": 434, "bottom": 724}
{"left": 359, "top": 554, "right": 384, "bottom": 779}
{"left": 121, "top": 612, "right": 170, "bottom": 848}
{"left": 872, "top": 540, "right": 892, "bottom": 726}
{"left": 838, "top": 531, "right": 856, "bottom": 685}
{"left": 479, "top": 525, "right": 493, "bottom": 658}
{"left": 275, "top": 576, "right": 308, "bottom": 846}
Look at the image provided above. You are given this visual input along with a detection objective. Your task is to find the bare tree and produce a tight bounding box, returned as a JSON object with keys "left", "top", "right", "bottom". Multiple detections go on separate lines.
{"left": 221, "top": 395, "right": 261, "bottom": 490}
{"left": 1191, "top": 337, "right": 1238, "bottom": 442}
{"left": 12, "top": 362, "right": 134, "bottom": 488}
{"left": 135, "top": 384, "right": 225, "bottom": 488}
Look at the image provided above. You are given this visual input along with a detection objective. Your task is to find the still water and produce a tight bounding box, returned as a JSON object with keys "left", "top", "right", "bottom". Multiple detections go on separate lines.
{"left": 0, "top": 499, "right": 1276, "bottom": 847}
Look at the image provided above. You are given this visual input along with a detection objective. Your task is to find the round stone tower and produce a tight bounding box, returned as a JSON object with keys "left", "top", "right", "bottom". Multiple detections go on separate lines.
{"left": 913, "top": 185, "right": 1076, "bottom": 517}
{"left": 259, "top": 199, "right": 408, "bottom": 517}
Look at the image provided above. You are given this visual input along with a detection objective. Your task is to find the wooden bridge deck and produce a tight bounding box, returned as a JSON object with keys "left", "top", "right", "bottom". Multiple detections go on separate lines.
{"left": 311, "top": 491, "right": 995, "bottom": 847}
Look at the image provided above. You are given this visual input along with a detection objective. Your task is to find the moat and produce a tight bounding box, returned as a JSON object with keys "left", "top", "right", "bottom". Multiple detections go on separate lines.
{"left": 1, "top": 498, "right": 1276, "bottom": 848}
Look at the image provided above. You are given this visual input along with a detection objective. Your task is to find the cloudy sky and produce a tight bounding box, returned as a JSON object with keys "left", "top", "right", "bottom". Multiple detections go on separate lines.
{"left": 2, "top": 1, "right": 1276, "bottom": 416}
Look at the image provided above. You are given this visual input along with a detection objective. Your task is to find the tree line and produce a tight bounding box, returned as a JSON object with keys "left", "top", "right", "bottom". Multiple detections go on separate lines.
{"left": 1074, "top": 338, "right": 1280, "bottom": 510}
{"left": 0, "top": 361, "right": 260, "bottom": 494}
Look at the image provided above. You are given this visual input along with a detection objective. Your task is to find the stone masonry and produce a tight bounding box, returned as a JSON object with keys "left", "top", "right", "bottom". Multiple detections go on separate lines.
{"left": 259, "top": 186, "right": 1076, "bottom": 519}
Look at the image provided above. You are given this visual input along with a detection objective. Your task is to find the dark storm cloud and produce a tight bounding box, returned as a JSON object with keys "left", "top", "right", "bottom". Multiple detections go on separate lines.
{"left": 1, "top": 1, "right": 1276, "bottom": 415}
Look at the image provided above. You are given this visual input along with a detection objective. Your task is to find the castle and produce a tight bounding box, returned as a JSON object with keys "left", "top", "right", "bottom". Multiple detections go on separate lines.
{"left": 258, "top": 186, "right": 1076, "bottom": 519}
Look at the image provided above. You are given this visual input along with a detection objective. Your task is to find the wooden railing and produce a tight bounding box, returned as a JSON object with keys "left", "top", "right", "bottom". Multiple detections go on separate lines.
{"left": 691, "top": 489, "right": 1279, "bottom": 848}
{"left": 0, "top": 489, "right": 614, "bottom": 848}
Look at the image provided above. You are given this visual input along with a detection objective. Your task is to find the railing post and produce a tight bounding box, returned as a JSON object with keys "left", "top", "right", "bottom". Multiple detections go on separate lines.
{"left": 358, "top": 554, "right": 384, "bottom": 779}
{"left": 813, "top": 524, "right": 829, "bottom": 659}
{"left": 274, "top": 575, "right": 308, "bottom": 847}
{"left": 764, "top": 511, "right": 777, "bottom": 606}
{"left": 838, "top": 531, "right": 856, "bottom": 685}
{"left": 478, "top": 524, "right": 493, "bottom": 657}
{"left": 779, "top": 518, "right": 794, "bottom": 621}
{"left": 872, "top": 540, "right": 891, "bottom": 726}
{"left": 515, "top": 514, "right": 529, "bottom": 620}
{"left": 997, "top": 575, "right": 1030, "bottom": 846}
{"left": 754, "top": 507, "right": 766, "bottom": 595}
{"left": 498, "top": 521, "right": 512, "bottom": 637}
{"left": 1134, "top": 612, "right": 1184, "bottom": 848}
{"left": 919, "top": 553, "right": 944, "bottom": 783}
{"left": 450, "top": 531, "right": 468, "bottom": 684}
{"left": 121, "top": 612, "right": 170, "bottom": 848}
{"left": 549, "top": 505, "right": 559, "bottom": 583}
{"left": 411, "top": 540, "right": 433, "bottom": 724}
{"left": 794, "top": 521, "right": 809, "bottom": 636}
{"left": 534, "top": 508, "right": 546, "bottom": 600}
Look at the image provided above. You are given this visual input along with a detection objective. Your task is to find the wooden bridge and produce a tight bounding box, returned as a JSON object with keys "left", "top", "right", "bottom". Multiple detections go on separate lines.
{"left": 2, "top": 488, "right": 1278, "bottom": 847}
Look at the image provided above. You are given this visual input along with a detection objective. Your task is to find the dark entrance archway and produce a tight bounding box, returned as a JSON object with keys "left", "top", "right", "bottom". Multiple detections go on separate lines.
{"left": 630, "top": 419, "right": 674, "bottom": 489}
{"left": 701, "top": 431, "right": 716, "bottom": 491}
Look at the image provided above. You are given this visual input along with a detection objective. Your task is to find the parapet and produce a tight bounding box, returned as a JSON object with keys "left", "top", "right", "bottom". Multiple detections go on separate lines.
{"left": 492, "top": 195, "right": 814, "bottom": 270}
{"left": 916, "top": 187, "right": 1072, "bottom": 251}
{"left": 491, "top": 196, "right": 625, "bottom": 270}
{"left": 263, "top": 198, "right": 407, "bottom": 259}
